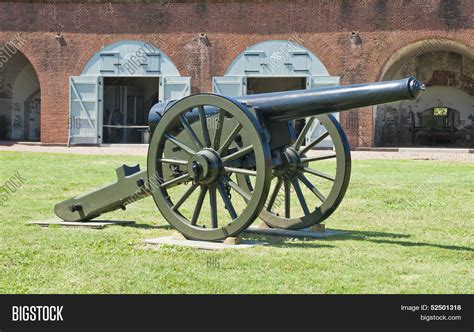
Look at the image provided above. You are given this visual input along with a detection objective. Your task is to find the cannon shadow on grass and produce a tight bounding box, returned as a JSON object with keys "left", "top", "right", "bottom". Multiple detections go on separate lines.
{"left": 318, "top": 229, "right": 474, "bottom": 253}
{"left": 242, "top": 229, "right": 406, "bottom": 249}
{"left": 111, "top": 223, "right": 473, "bottom": 252}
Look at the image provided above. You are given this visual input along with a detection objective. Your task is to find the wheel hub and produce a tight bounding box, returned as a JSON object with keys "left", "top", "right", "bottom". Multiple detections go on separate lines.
{"left": 273, "top": 147, "right": 301, "bottom": 177}
{"left": 187, "top": 149, "right": 222, "bottom": 185}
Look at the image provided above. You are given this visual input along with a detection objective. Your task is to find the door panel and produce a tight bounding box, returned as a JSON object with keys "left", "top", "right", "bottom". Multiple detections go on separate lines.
{"left": 212, "top": 76, "right": 246, "bottom": 97}
{"left": 159, "top": 76, "right": 191, "bottom": 102}
{"left": 69, "top": 76, "right": 103, "bottom": 145}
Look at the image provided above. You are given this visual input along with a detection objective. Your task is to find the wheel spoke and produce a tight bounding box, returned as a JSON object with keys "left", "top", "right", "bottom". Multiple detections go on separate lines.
{"left": 158, "top": 158, "right": 188, "bottom": 166}
{"left": 218, "top": 123, "right": 243, "bottom": 155}
{"left": 217, "top": 181, "right": 238, "bottom": 220}
{"left": 297, "top": 172, "right": 326, "bottom": 202}
{"left": 300, "top": 154, "right": 337, "bottom": 163}
{"left": 165, "top": 133, "right": 196, "bottom": 156}
{"left": 160, "top": 173, "right": 190, "bottom": 189}
{"left": 299, "top": 131, "right": 329, "bottom": 155}
{"left": 302, "top": 167, "right": 335, "bottom": 181}
{"left": 293, "top": 117, "right": 315, "bottom": 150}
{"left": 290, "top": 177, "right": 310, "bottom": 216}
{"left": 222, "top": 176, "right": 251, "bottom": 202}
{"left": 224, "top": 167, "right": 257, "bottom": 176}
{"left": 179, "top": 114, "right": 203, "bottom": 150}
{"left": 172, "top": 183, "right": 198, "bottom": 211}
{"left": 209, "top": 185, "right": 218, "bottom": 228}
{"left": 191, "top": 186, "right": 207, "bottom": 225}
{"left": 221, "top": 145, "right": 254, "bottom": 164}
{"left": 212, "top": 109, "right": 225, "bottom": 150}
{"left": 266, "top": 177, "right": 283, "bottom": 211}
{"left": 284, "top": 179, "right": 291, "bottom": 218}
{"left": 198, "top": 105, "right": 212, "bottom": 148}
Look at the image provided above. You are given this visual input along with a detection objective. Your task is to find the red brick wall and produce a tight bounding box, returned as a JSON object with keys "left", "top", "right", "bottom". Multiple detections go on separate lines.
{"left": 0, "top": 0, "right": 473, "bottom": 147}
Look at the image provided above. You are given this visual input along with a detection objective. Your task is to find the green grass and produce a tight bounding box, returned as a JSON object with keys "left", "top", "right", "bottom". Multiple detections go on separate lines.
{"left": 0, "top": 151, "right": 472, "bottom": 294}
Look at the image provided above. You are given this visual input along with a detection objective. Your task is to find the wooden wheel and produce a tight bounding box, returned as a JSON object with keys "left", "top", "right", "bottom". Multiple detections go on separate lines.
{"left": 238, "top": 114, "right": 351, "bottom": 229}
{"left": 147, "top": 94, "right": 272, "bottom": 241}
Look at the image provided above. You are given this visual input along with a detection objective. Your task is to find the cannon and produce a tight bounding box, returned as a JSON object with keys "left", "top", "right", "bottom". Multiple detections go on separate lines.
{"left": 55, "top": 77, "right": 424, "bottom": 241}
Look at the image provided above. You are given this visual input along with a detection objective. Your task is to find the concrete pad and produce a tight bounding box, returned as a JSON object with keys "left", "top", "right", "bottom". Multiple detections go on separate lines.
{"left": 245, "top": 226, "right": 347, "bottom": 238}
{"left": 144, "top": 236, "right": 265, "bottom": 250}
{"left": 28, "top": 219, "right": 134, "bottom": 229}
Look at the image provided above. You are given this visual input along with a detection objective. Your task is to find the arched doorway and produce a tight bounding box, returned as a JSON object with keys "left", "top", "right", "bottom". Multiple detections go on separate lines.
{"left": 0, "top": 46, "right": 41, "bottom": 141}
{"left": 212, "top": 40, "right": 340, "bottom": 147}
{"left": 70, "top": 40, "right": 191, "bottom": 145}
{"left": 375, "top": 39, "right": 474, "bottom": 147}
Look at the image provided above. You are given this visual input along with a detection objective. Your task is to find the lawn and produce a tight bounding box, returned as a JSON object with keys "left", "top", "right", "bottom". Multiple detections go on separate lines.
{"left": 0, "top": 151, "right": 472, "bottom": 294}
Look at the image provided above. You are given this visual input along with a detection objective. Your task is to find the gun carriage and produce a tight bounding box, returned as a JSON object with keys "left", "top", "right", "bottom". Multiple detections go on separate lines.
{"left": 55, "top": 77, "right": 424, "bottom": 241}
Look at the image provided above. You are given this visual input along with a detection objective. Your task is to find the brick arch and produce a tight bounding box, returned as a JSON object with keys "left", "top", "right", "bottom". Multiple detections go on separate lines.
{"left": 0, "top": 35, "right": 43, "bottom": 94}
{"left": 375, "top": 37, "right": 474, "bottom": 82}
{"left": 210, "top": 34, "right": 338, "bottom": 78}
{"left": 70, "top": 34, "right": 185, "bottom": 76}
{"left": 224, "top": 39, "right": 330, "bottom": 77}
{"left": 210, "top": 35, "right": 273, "bottom": 77}
{"left": 0, "top": 35, "right": 43, "bottom": 141}
{"left": 372, "top": 37, "right": 474, "bottom": 147}
{"left": 71, "top": 35, "right": 114, "bottom": 76}
{"left": 298, "top": 34, "right": 345, "bottom": 77}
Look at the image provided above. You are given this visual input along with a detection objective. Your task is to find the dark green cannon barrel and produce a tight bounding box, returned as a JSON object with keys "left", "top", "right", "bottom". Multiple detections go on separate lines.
{"left": 236, "top": 77, "right": 424, "bottom": 121}
{"left": 148, "top": 77, "right": 424, "bottom": 131}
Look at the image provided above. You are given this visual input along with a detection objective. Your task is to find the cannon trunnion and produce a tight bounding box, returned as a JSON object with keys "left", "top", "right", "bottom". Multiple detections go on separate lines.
{"left": 55, "top": 77, "right": 424, "bottom": 241}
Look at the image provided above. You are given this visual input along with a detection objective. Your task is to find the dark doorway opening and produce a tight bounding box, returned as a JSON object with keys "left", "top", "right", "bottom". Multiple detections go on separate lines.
{"left": 246, "top": 77, "right": 306, "bottom": 94}
{"left": 246, "top": 77, "right": 307, "bottom": 136}
{"left": 103, "top": 77, "right": 159, "bottom": 144}
{"left": 0, "top": 47, "right": 41, "bottom": 142}
{"left": 412, "top": 107, "right": 463, "bottom": 146}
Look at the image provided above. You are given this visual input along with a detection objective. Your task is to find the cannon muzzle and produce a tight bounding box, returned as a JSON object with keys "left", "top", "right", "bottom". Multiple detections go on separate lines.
{"left": 236, "top": 77, "right": 424, "bottom": 121}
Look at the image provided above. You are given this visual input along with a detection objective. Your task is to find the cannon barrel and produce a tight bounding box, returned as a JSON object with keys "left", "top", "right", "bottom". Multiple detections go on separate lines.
{"left": 148, "top": 77, "right": 424, "bottom": 130}
{"left": 235, "top": 77, "right": 424, "bottom": 122}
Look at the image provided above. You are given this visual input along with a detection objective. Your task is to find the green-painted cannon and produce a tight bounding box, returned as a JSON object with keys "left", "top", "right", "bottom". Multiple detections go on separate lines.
{"left": 55, "top": 77, "right": 424, "bottom": 241}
